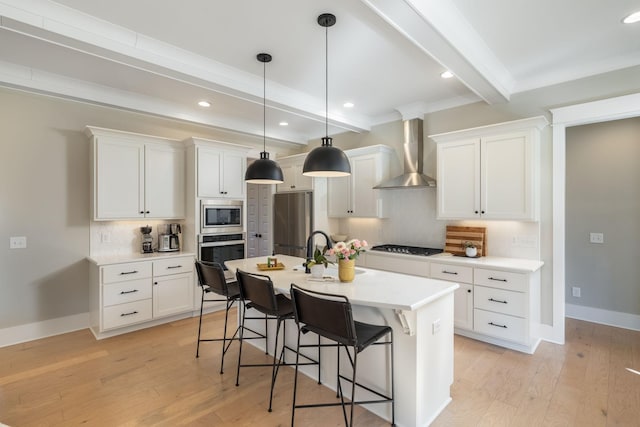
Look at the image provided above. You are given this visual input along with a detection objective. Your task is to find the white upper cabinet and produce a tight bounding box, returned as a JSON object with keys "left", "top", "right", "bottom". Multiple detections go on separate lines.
{"left": 87, "top": 127, "right": 185, "bottom": 220}
{"left": 431, "top": 116, "right": 547, "bottom": 221}
{"left": 195, "top": 142, "right": 247, "bottom": 199}
{"left": 327, "top": 145, "right": 394, "bottom": 218}
{"left": 276, "top": 154, "right": 313, "bottom": 192}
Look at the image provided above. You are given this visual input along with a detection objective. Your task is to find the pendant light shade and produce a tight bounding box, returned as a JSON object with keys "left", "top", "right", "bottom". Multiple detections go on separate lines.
{"left": 302, "top": 13, "right": 351, "bottom": 177}
{"left": 245, "top": 53, "right": 284, "bottom": 184}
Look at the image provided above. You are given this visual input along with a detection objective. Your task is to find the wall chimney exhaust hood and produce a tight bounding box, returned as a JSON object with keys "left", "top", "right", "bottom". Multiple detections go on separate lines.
{"left": 374, "top": 118, "right": 436, "bottom": 189}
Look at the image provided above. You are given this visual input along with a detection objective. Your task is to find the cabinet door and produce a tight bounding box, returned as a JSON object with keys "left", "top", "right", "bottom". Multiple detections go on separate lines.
{"left": 197, "top": 148, "right": 222, "bottom": 198}
{"left": 351, "top": 155, "right": 378, "bottom": 217}
{"left": 437, "top": 139, "right": 480, "bottom": 219}
{"left": 153, "top": 273, "right": 194, "bottom": 318}
{"left": 327, "top": 175, "right": 351, "bottom": 217}
{"left": 145, "top": 144, "right": 185, "bottom": 219}
{"left": 277, "top": 163, "right": 298, "bottom": 192}
{"left": 95, "top": 138, "right": 144, "bottom": 219}
{"left": 454, "top": 283, "right": 474, "bottom": 330}
{"left": 220, "top": 151, "right": 245, "bottom": 198}
{"left": 481, "top": 131, "right": 533, "bottom": 219}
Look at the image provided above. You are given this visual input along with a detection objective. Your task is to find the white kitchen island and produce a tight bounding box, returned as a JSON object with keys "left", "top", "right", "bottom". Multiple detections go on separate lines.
{"left": 225, "top": 255, "right": 459, "bottom": 427}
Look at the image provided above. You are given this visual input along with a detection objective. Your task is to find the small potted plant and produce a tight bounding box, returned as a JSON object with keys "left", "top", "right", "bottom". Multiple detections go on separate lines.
{"left": 306, "top": 246, "right": 333, "bottom": 278}
{"left": 464, "top": 241, "right": 478, "bottom": 258}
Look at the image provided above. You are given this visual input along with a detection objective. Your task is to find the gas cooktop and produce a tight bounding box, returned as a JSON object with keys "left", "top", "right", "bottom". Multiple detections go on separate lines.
{"left": 370, "top": 244, "right": 443, "bottom": 257}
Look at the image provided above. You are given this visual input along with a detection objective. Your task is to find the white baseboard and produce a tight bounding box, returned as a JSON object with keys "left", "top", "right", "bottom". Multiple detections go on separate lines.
{"left": 566, "top": 303, "right": 640, "bottom": 331}
{"left": 0, "top": 312, "right": 89, "bottom": 348}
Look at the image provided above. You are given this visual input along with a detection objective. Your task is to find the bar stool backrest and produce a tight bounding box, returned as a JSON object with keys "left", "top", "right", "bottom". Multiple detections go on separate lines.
{"left": 290, "top": 284, "right": 357, "bottom": 347}
{"left": 195, "top": 260, "right": 231, "bottom": 296}
{"left": 236, "top": 270, "right": 279, "bottom": 316}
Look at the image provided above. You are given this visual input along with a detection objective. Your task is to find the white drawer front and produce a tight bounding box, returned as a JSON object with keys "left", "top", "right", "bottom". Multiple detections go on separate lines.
{"left": 474, "top": 286, "right": 527, "bottom": 318}
{"left": 430, "top": 262, "right": 473, "bottom": 283}
{"left": 103, "top": 262, "right": 152, "bottom": 284}
{"left": 153, "top": 257, "right": 193, "bottom": 277}
{"left": 474, "top": 268, "right": 527, "bottom": 292}
{"left": 103, "top": 279, "right": 152, "bottom": 307}
{"left": 474, "top": 309, "right": 527, "bottom": 344}
{"left": 103, "top": 299, "right": 152, "bottom": 330}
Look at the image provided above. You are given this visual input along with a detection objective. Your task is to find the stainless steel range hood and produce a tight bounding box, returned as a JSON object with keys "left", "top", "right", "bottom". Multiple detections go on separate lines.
{"left": 374, "top": 118, "right": 436, "bottom": 189}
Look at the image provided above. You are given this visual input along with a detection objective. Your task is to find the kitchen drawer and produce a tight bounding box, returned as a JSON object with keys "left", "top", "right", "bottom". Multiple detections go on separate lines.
{"left": 430, "top": 262, "right": 473, "bottom": 283}
{"left": 103, "top": 299, "right": 152, "bottom": 330}
{"left": 474, "top": 285, "right": 526, "bottom": 318}
{"left": 102, "top": 261, "right": 152, "bottom": 284}
{"left": 153, "top": 257, "right": 193, "bottom": 277}
{"left": 103, "top": 278, "right": 152, "bottom": 307}
{"left": 474, "top": 309, "right": 527, "bottom": 344}
{"left": 474, "top": 268, "right": 527, "bottom": 292}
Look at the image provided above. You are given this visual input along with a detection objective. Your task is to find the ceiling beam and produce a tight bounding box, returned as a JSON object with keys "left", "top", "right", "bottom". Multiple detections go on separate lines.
{"left": 361, "top": 0, "right": 513, "bottom": 104}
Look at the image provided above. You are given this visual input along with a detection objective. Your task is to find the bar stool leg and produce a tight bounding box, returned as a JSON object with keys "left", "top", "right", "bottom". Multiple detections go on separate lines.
{"left": 219, "top": 298, "right": 233, "bottom": 374}
{"left": 291, "top": 327, "right": 302, "bottom": 427}
{"left": 235, "top": 303, "right": 246, "bottom": 387}
{"left": 350, "top": 351, "right": 358, "bottom": 427}
{"left": 195, "top": 289, "right": 206, "bottom": 358}
{"left": 268, "top": 317, "right": 284, "bottom": 412}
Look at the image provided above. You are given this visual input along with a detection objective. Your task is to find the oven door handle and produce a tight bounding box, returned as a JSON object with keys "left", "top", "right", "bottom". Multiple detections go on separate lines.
{"left": 199, "top": 240, "right": 246, "bottom": 247}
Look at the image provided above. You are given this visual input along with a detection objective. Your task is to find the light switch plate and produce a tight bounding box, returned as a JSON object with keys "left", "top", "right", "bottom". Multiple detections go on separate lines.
{"left": 10, "top": 236, "right": 27, "bottom": 249}
{"left": 590, "top": 232, "right": 604, "bottom": 244}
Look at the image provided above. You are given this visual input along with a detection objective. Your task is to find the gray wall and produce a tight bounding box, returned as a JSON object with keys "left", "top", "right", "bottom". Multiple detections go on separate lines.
{"left": 566, "top": 117, "right": 640, "bottom": 315}
{"left": 0, "top": 87, "right": 296, "bottom": 330}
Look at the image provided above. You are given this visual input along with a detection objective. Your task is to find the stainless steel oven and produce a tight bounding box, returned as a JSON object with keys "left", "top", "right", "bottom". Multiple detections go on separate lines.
{"left": 198, "top": 232, "right": 246, "bottom": 278}
{"left": 200, "top": 199, "right": 243, "bottom": 234}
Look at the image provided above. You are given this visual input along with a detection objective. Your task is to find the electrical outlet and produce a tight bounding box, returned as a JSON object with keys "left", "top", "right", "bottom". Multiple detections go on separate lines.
{"left": 572, "top": 286, "right": 581, "bottom": 298}
{"left": 590, "top": 232, "right": 604, "bottom": 244}
{"left": 9, "top": 236, "right": 27, "bottom": 249}
{"left": 432, "top": 318, "right": 441, "bottom": 334}
{"left": 101, "top": 232, "right": 111, "bottom": 243}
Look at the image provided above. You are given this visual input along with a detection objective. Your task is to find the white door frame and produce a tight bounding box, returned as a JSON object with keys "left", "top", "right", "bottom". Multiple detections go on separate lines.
{"left": 549, "top": 92, "right": 640, "bottom": 344}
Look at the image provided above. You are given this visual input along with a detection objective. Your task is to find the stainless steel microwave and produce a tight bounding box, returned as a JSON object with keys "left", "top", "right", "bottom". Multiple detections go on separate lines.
{"left": 200, "top": 199, "right": 243, "bottom": 234}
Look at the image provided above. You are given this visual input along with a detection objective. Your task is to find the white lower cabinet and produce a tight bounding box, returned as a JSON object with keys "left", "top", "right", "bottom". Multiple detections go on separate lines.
{"left": 431, "top": 260, "right": 541, "bottom": 354}
{"left": 152, "top": 257, "right": 194, "bottom": 318}
{"left": 90, "top": 255, "right": 194, "bottom": 338}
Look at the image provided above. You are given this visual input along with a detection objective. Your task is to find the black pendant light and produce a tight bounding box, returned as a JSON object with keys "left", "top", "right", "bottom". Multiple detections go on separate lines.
{"left": 245, "top": 53, "right": 284, "bottom": 184}
{"left": 302, "top": 13, "right": 351, "bottom": 177}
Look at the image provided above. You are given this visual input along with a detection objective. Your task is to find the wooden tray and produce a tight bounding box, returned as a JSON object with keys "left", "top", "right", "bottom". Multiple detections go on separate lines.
{"left": 256, "top": 262, "right": 285, "bottom": 271}
{"left": 445, "top": 226, "right": 487, "bottom": 257}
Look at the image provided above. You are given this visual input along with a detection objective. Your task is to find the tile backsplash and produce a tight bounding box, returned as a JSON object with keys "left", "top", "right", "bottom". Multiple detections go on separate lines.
{"left": 90, "top": 220, "right": 185, "bottom": 256}
{"left": 336, "top": 189, "right": 541, "bottom": 260}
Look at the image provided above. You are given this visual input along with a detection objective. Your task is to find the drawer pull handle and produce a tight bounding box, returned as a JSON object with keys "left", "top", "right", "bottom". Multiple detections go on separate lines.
{"left": 167, "top": 265, "right": 183, "bottom": 269}
{"left": 488, "top": 322, "right": 507, "bottom": 329}
{"left": 121, "top": 311, "right": 139, "bottom": 317}
{"left": 120, "top": 289, "right": 139, "bottom": 295}
{"left": 488, "top": 298, "right": 507, "bottom": 304}
{"left": 488, "top": 277, "right": 507, "bottom": 282}
{"left": 120, "top": 270, "right": 139, "bottom": 275}
{"left": 442, "top": 270, "right": 458, "bottom": 275}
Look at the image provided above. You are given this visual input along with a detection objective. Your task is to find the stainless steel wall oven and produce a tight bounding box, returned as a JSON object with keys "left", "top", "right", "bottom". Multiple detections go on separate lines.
{"left": 198, "top": 232, "right": 246, "bottom": 277}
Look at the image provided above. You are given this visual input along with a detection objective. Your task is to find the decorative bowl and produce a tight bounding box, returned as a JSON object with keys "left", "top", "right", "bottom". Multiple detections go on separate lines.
{"left": 331, "top": 234, "right": 348, "bottom": 242}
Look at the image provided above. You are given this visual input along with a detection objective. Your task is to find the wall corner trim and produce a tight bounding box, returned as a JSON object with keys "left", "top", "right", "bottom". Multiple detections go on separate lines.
{"left": 566, "top": 304, "right": 640, "bottom": 332}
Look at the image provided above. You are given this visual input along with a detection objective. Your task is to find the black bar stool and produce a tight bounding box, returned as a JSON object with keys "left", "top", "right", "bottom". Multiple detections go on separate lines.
{"left": 289, "top": 284, "right": 395, "bottom": 427}
{"left": 194, "top": 260, "right": 241, "bottom": 374}
{"left": 235, "top": 269, "right": 318, "bottom": 412}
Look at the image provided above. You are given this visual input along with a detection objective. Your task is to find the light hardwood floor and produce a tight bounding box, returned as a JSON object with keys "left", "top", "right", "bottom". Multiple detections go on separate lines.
{"left": 1, "top": 312, "right": 639, "bottom": 426}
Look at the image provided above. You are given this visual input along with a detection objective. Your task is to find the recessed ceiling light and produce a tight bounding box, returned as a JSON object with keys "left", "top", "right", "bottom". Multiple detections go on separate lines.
{"left": 623, "top": 10, "right": 640, "bottom": 24}
{"left": 279, "top": 121, "right": 288, "bottom": 126}
{"left": 343, "top": 102, "right": 354, "bottom": 108}
{"left": 441, "top": 71, "right": 454, "bottom": 79}
{"left": 198, "top": 100, "right": 211, "bottom": 107}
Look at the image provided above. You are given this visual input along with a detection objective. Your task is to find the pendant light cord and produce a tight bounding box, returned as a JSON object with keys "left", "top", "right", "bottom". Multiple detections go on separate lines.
{"left": 325, "top": 22, "right": 329, "bottom": 138}
{"left": 263, "top": 59, "right": 266, "bottom": 152}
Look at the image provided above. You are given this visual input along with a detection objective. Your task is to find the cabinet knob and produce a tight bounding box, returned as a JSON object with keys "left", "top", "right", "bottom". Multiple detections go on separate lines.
{"left": 474, "top": 210, "right": 479, "bottom": 214}
{"left": 140, "top": 211, "right": 144, "bottom": 214}
{"left": 145, "top": 211, "right": 150, "bottom": 214}
{"left": 481, "top": 210, "right": 485, "bottom": 214}
{"left": 153, "top": 281, "right": 158, "bottom": 285}
{"left": 467, "top": 289, "right": 471, "bottom": 293}
{"left": 291, "top": 185, "right": 295, "bottom": 189}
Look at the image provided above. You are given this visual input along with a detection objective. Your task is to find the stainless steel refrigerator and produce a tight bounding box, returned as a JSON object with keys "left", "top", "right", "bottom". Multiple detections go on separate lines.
{"left": 273, "top": 191, "right": 313, "bottom": 257}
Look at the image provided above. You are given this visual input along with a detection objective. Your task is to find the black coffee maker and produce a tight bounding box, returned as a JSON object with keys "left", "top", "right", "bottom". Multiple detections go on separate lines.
{"left": 140, "top": 225, "right": 153, "bottom": 253}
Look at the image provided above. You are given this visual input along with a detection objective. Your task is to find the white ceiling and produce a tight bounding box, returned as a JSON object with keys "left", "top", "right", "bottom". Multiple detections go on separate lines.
{"left": 0, "top": 0, "right": 638, "bottom": 144}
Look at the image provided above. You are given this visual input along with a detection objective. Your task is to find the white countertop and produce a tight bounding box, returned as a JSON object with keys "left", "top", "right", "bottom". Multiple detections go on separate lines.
{"left": 428, "top": 252, "right": 544, "bottom": 273}
{"left": 87, "top": 251, "right": 196, "bottom": 266}
{"left": 225, "top": 255, "right": 459, "bottom": 312}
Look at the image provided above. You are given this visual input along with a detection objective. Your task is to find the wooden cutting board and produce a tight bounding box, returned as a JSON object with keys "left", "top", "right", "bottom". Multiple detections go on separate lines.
{"left": 445, "top": 226, "right": 487, "bottom": 257}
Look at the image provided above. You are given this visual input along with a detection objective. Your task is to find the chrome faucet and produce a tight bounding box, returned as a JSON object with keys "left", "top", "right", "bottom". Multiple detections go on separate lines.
{"left": 305, "top": 230, "right": 333, "bottom": 274}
